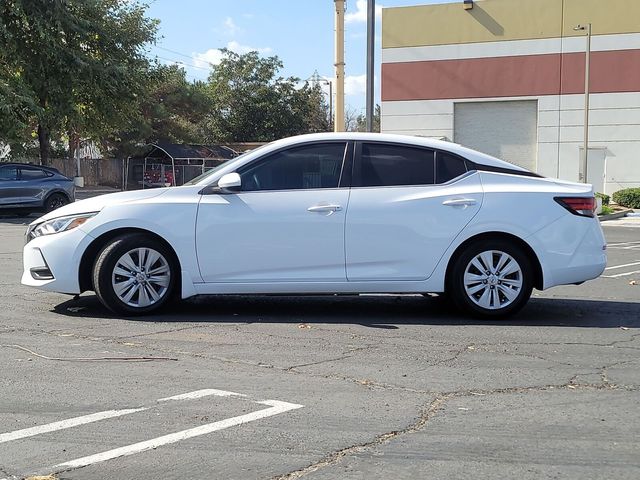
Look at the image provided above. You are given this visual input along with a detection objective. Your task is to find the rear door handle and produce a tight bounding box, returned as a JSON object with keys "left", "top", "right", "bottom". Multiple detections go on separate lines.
{"left": 442, "top": 198, "right": 477, "bottom": 207}
{"left": 307, "top": 204, "right": 343, "bottom": 215}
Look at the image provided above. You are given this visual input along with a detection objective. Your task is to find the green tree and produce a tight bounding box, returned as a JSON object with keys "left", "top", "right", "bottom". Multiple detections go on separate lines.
{"left": 0, "top": 65, "right": 39, "bottom": 156}
{"left": 355, "top": 104, "right": 381, "bottom": 133}
{"left": 107, "top": 64, "right": 212, "bottom": 156}
{"left": 203, "top": 49, "right": 330, "bottom": 142}
{"left": 0, "top": 0, "right": 158, "bottom": 164}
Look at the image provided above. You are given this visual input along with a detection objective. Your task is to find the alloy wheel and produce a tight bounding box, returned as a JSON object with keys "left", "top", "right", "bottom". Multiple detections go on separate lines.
{"left": 111, "top": 247, "right": 171, "bottom": 308}
{"left": 463, "top": 250, "right": 523, "bottom": 310}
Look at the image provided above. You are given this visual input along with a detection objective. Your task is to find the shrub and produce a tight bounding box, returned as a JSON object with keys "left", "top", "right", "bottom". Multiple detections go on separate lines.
{"left": 595, "top": 192, "right": 610, "bottom": 206}
{"left": 599, "top": 205, "right": 614, "bottom": 216}
{"left": 612, "top": 188, "right": 640, "bottom": 209}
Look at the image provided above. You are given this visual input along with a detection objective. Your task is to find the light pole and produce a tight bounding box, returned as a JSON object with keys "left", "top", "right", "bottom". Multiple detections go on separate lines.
{"left": 574, "top": 23, "right": 592, "bottom": 183}
{"left": 334, "top": 0, "right": 345, "bottom": 132}
{"left": 365, "top": 0, "right": 375, "bottom": 132}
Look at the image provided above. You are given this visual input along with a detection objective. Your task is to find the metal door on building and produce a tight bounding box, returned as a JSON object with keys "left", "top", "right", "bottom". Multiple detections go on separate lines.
{"left": 454, "top": 100, "right": 538, "bottom": 172}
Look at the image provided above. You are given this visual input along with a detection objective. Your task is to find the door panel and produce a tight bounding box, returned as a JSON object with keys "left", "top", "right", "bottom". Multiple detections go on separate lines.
{"left": 17, "top": 167, "right": 49, "bottom": 204}
{"left": 196, "top": 141, "right": 351, "bottom": 283}
{"left": 345, "top": 174, "right": 483, "bottom": 281}
{"left": 196, "top": 189, "right": 350, "bottom": 282}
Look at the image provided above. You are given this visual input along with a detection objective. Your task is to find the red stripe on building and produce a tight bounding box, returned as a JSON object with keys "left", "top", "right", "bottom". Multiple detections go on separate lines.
{"left": 382, "top": 49, "right": 640, "bottom": 101}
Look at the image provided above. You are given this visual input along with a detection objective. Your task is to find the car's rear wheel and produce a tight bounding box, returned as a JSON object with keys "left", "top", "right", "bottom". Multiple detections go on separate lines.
{"left": 93, "top": 234, "right": 177, "bottom": 315}
{"left": 448, "top": 239, "right": 533, "bottom": 318}
{"left": 45, "top": 193, "right": 69, "bottom": 212}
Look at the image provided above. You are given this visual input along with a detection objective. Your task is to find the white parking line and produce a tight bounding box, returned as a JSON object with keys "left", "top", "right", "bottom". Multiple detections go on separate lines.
{"left": 605, "top": 261, "right": 640, "bottom": 270}
{"left": 0, "top": 388, "right": 304, "bottom": 479}
{"left": 607, "top": 241, "right": 640, "bottom": 250}
{"left": 158, "top": 388, "right": 245, "bottom": 402}
{"left": 603, "top": 270, "right": 640, "bottom": 279}
{"left": 0, "top": 409, "right": 145, "bottom": 445}
{"left": 0, "top": 388, "right": 242, "bottom": 445}
{"left": 48, "top": 400, "right": 303, "bottom": 472}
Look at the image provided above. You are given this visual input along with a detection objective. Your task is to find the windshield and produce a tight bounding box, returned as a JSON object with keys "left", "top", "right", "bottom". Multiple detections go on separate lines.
{"left": 183, "top": 144, "right": 271, "bottom": 186}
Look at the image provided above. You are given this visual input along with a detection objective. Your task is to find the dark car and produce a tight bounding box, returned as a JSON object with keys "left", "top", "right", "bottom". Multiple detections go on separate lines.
{"left": 0, "top": 163, "right": 75, "bottom": 212}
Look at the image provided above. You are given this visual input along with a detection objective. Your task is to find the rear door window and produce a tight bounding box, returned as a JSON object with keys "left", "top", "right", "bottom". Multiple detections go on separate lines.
{"left": 20, "top": 167, "right": 49, "bottom": 180}
{"left": 355, "top": 143, "right": 435, "bottom": 187}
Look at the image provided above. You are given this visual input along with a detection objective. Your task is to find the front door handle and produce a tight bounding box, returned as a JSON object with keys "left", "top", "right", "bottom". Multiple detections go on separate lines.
{"left": 307, "top": 204, "right": 343, "bottom": 215}
{"left": 442, "top": 198, "right": 477, "bottom": 207}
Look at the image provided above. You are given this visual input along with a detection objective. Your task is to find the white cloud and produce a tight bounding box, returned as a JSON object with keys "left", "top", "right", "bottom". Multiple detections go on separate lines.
{"left": 223, "top": 17, "right": 242, "bottom": 36}
{"left": 226, "top": 41, "right": 272, "bottom": 55}
{"left": 344, "top": 74, "right": 367, "bottom": 96}
{"left": 192, "top": 42, "right": 273, "bottom": 69}
{"left": 192, "top": 49, "right": 225, "bottom": 69}
{"left": 345, "top": 0, "right": 383, "bottom": 24}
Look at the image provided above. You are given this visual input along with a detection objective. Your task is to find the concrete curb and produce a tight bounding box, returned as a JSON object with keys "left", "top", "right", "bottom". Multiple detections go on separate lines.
{"left": 598, "top": 209, "right": 633, "bottom": 222}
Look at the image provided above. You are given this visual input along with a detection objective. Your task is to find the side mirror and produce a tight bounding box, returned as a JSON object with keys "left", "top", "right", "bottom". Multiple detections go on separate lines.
{"left": 217, "top": 172, "right": 241, "bottom": 192}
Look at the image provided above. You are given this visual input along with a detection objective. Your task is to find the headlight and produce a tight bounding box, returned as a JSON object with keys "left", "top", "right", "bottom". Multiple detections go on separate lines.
{"left": 28, "top": 213, "right": 98, "bottom": 240}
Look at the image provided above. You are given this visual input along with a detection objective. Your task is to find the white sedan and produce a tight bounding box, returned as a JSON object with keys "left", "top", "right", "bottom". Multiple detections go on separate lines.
{"left": 22, "top": 133, "right": 606, "bottom": 317}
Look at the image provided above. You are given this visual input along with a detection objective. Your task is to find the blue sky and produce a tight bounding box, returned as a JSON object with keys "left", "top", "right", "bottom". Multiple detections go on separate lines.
{"left": 146, "top": 0, "right": 454, "bottom": 113}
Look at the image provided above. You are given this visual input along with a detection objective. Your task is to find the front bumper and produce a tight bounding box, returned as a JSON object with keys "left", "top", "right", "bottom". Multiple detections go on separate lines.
{"left": 22, "top": 227, "right": 93, "bottom": 294}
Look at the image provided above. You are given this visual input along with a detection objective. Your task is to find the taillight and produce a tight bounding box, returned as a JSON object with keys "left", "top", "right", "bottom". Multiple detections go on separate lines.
{"left": 554, "top": 196, "right": 596, "bottom": 217}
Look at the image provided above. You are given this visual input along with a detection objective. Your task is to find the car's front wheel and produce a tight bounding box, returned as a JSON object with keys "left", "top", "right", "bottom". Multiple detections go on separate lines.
{"left": 93, "top": 234, "right": 177, "bottom": 315}
{"left": 448, "top": 239, "right": 533, "bottom": 318}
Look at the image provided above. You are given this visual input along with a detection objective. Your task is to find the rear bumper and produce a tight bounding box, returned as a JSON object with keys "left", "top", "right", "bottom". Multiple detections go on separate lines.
{"left": 529, "top": 215, "right": 607, "bottom": 289}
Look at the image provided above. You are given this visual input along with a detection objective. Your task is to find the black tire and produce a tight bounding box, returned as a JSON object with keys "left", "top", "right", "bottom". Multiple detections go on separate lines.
{"left": 448, "top": 239, "right": 533, "bottom": 318}
{"left": 45, "top": 193, "right": 69, "bottom": 212}
{"left": 93, "top": 233, "right": 178, "bottom": 316}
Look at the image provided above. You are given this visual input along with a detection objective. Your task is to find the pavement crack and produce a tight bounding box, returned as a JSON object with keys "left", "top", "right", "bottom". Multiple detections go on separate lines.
{"left": 286, "top": 355, "right": 352, "bottom": 371}
{"left": 116, "top": 324, "right": 212, "bottom": 339}
{"left": 411, "top": 344, "right": 473, "bottom": 373}
{"left": 271, "top": 395, "right": 450, "bottom": 480}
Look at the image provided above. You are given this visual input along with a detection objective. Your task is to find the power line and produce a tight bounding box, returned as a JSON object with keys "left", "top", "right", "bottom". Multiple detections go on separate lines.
{"left": 154, "top": 54, "right": 211, "bottom": 72}
{"left": 155, "top": 45, "right": 196, "bottom": 60}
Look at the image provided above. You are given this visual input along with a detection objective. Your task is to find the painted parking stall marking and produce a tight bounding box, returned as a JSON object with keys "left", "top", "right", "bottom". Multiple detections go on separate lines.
{"left": 603, "top": 258, "right": 640, "bottom": 278}
{"left": 0, "top": 408, "right": 146, "bottom": 445}
{"left": 0, "top": 388, "right": 303, "bottom": 479}
{"left": 607, "top": 241, "right": 640, "bottom": 251}
{"left": 49, "top": 400, "right": 302, "bottom": 472}
{"left": 0, "top": 388, "right": 239, "bottom": 445}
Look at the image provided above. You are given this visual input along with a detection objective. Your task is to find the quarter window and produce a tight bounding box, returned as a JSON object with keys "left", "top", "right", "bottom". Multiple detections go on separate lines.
{"left": 436, "top": 152, "right": 468, "bottom": 184}
{"left": 239, "top": 143, "right": 346, "bottom": 191}
{"left": 356, "top": 143, "right": 435, "bottom": 187}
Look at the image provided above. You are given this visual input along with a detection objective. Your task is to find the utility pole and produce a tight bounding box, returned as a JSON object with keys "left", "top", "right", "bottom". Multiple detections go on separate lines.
{"left": 366, "top": 0, "right": 375, "bottom": 132}
{"left": 334, "top": 0, "right": 345, "bottom": 132}
{"left": 574, "top": 23, "right": 592, "bottom": 183}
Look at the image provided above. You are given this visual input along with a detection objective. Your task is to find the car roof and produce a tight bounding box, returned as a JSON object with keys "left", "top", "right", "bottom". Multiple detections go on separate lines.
{"left": 268, "top": 132, "right": 530, "bottom": 173}
{"left": 0, "top": 162, "right": 61, "bottom": 173}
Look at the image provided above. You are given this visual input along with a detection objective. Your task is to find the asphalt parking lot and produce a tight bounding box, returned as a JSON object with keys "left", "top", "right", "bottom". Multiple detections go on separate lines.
{"left": 0, "top": 211, "right": 638, "bottom": 480}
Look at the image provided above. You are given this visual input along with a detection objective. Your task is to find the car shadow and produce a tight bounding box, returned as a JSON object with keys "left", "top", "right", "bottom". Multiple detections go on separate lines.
{"left": 52, "top": 294, "right": 640, "bottom": 329}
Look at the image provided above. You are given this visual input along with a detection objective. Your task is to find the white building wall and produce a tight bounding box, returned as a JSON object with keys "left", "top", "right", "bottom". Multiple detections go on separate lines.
{"left": 381, "top": 91, "right": 640, "bottom": 194}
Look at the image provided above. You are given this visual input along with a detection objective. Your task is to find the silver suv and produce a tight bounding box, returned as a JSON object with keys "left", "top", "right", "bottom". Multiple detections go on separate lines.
{"left": 0, "top": 163, "right": 75, "bottom": 213}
